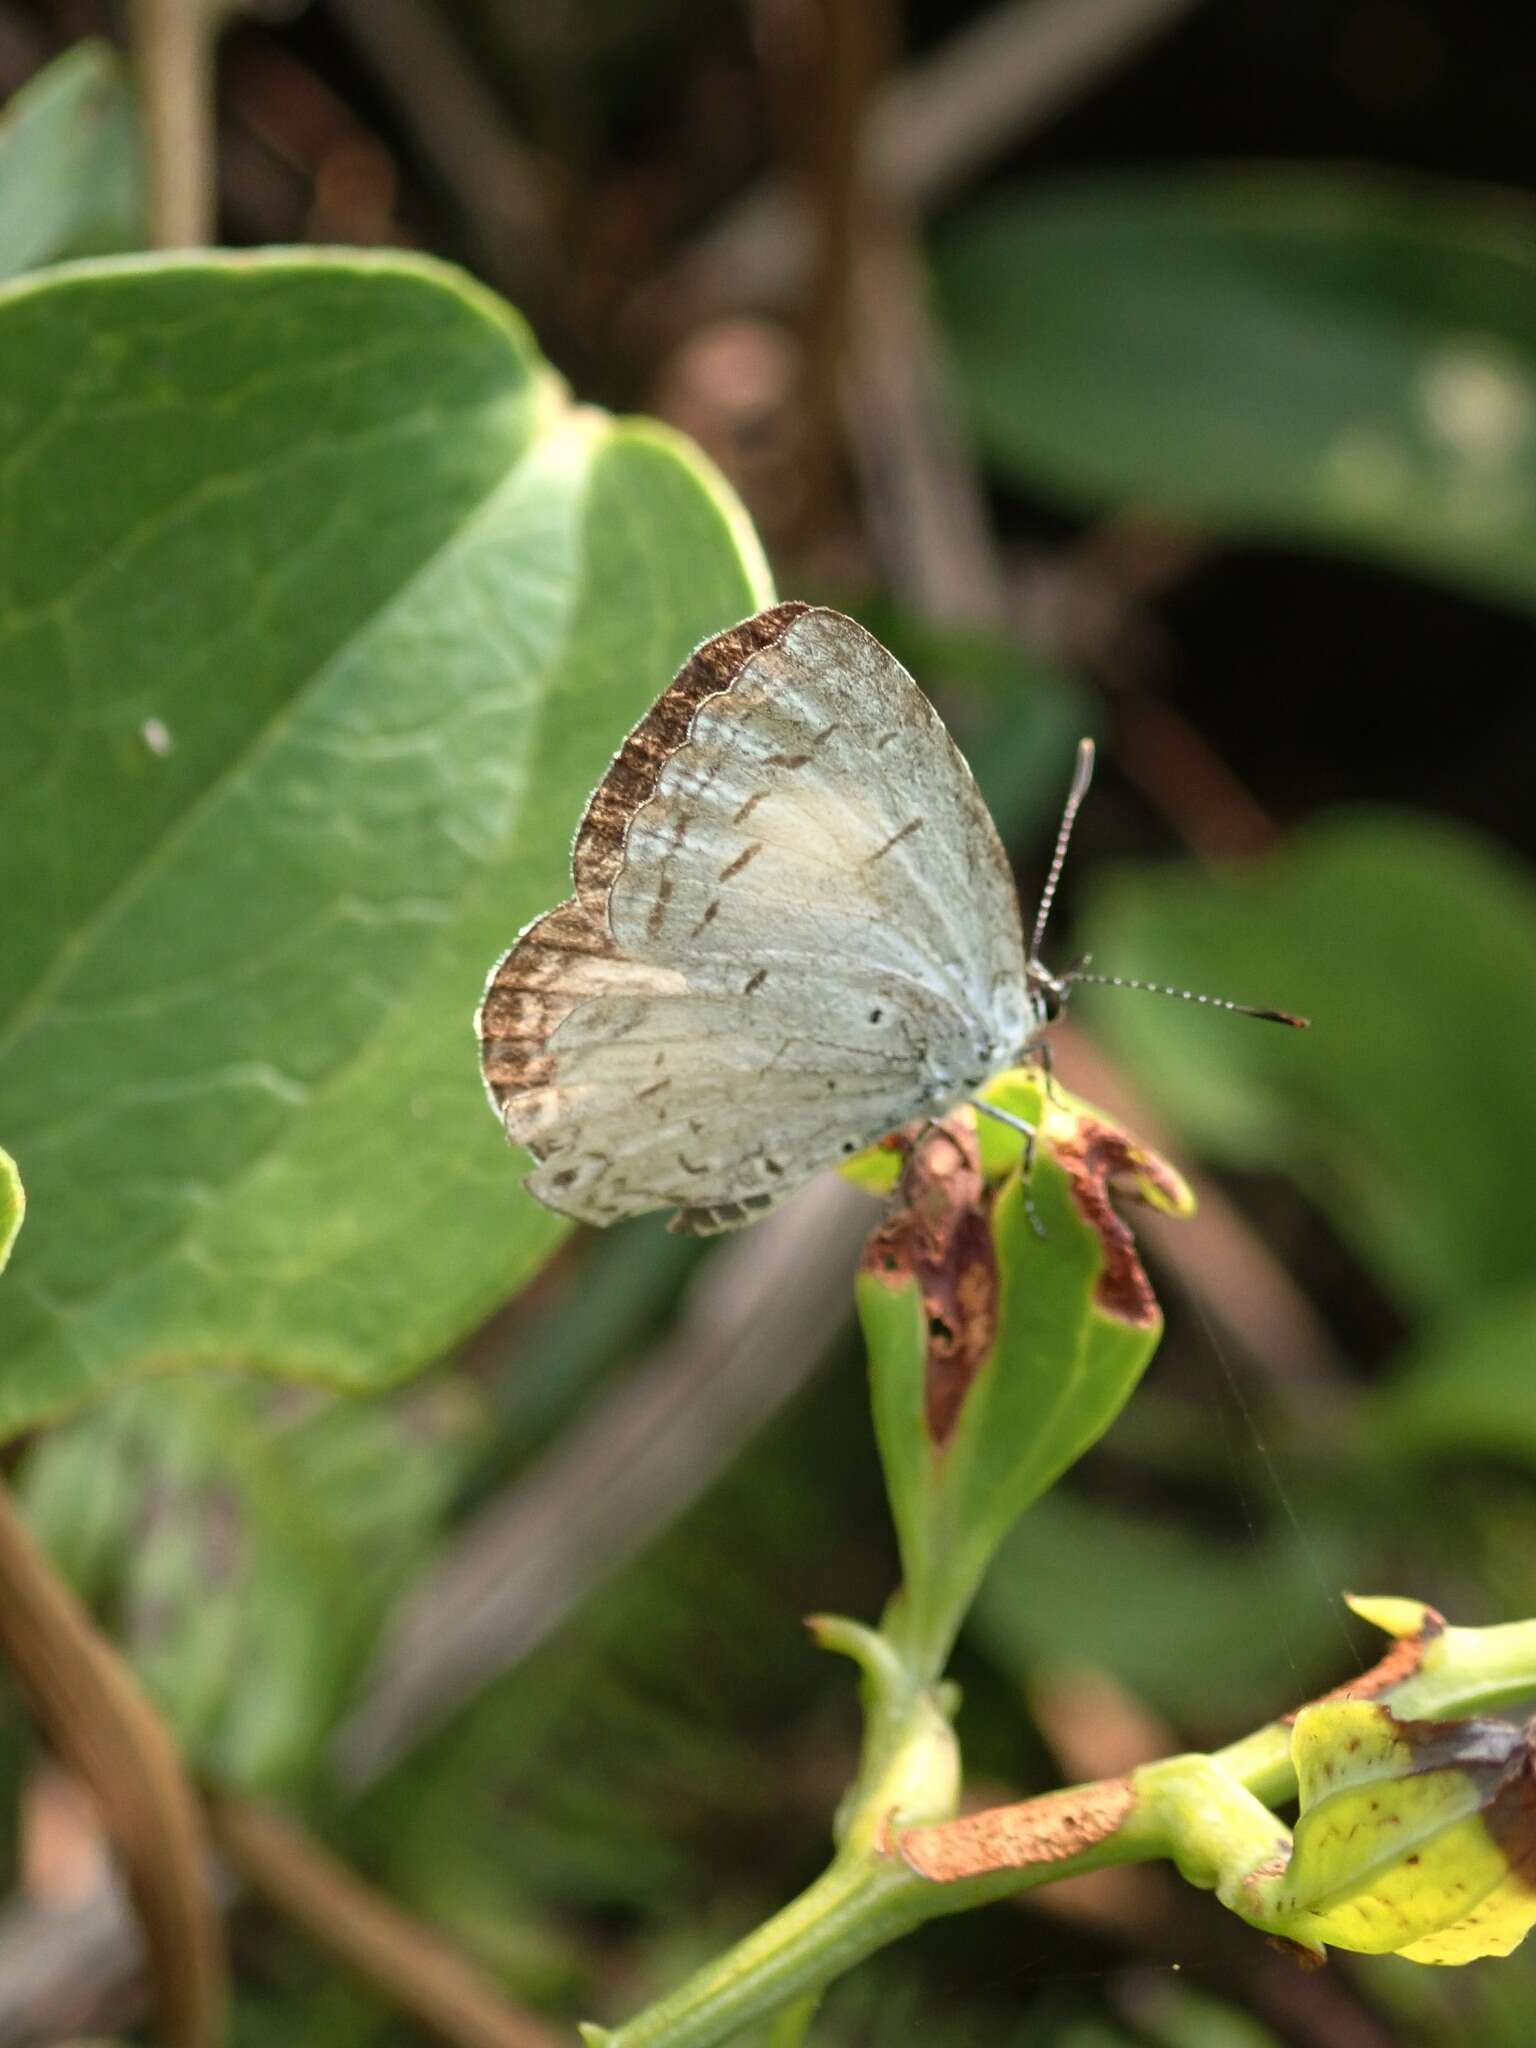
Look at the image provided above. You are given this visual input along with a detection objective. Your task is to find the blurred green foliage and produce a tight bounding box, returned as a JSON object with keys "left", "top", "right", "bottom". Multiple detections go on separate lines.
{"left": 0, "top": 41, "right": 141, "bottom": 280}
{"left": 938, "top": 169, "right": 1536, "bottom": 613}
{"left": 21, "top": 1369, "right": 478, "bottom": 1790}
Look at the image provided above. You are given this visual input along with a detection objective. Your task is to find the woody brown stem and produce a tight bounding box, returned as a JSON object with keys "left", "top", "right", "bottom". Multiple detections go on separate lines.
{"left": 131, "top": 0, "right": 218, "bottom": 247}
{"left": 0, "top": 1476, "right": 224, "bottom": 2047}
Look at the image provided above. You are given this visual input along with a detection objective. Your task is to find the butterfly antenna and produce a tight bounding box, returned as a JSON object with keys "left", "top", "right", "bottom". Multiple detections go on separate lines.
{"left": 1030, "top": 738, "right": 1096, "bottom": 963}
{"left": 1066, "top": 970, "right": 1309, "bottom": 1029}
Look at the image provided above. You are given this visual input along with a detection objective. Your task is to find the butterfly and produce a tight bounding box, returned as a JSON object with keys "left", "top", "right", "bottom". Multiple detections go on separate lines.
{"left": 477, "top": 604, "right": 1300, "bottom": 1235}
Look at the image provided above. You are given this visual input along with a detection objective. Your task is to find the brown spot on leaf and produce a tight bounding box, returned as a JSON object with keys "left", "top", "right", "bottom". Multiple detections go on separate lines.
{"left": 1484, "top": 1728, "right": 1536, "bottom": 1895}
{"left": 893, "top": 1778, "right": 1135, "bottom": 1883}
{"left": 860, "top": 1120, "right": 998, "bottom": 1446}
{"left": 1050, "top": 1118, "right": 1186, "bottom": 1326}
{"left": 1267, "top": 1935, "right": 1327, "bottom": 1971}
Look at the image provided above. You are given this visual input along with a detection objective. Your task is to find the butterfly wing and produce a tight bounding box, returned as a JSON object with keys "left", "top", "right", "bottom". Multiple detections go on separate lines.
{"left": 478, "top": 606, "right": 1032, "bottom": 1232}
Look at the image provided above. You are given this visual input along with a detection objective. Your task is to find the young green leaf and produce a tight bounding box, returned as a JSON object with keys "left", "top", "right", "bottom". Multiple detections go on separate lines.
{"left": 1278, "top": 1700, "right": 1536, "bottom": 1962}
{"left": 857, "top": 1072, "right": 1192, "bottom": 1680}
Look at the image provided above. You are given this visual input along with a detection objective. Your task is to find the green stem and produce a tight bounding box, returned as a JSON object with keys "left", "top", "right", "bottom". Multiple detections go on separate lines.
{"left": 595, "top": 1853, "right": 920, "bottom": 2048}
{"left": 586, "top": 1614, "right": 1536, "bottom": 2048}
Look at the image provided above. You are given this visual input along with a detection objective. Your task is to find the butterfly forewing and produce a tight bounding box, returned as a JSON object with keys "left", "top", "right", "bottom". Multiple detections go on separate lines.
{"left": 478, "top": 607, "right": 1032, "bottom": 1232}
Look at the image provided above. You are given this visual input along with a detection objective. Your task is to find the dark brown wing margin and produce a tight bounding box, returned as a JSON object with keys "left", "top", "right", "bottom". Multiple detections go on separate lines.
{"left": 478, "top": 602, "right": 811, "bottom": 1146}
{"left": 478, "top": 897, "right": 609, "bottom": 1114}
{"left": 572, "top": 600, "right": 810, "bottom": 909}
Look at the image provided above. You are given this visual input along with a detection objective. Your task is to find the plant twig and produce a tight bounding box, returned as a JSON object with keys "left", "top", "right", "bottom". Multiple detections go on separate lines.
{"left": 130, "top": 0, "right": 218, "bottom": 246}
{"left": 209, "top": 1794, "right": 562, "bottom": 2048}
{"left": 590, "top": 1606, "right": 1536, "bottom": 2048}
{"left": 0, "top": 1478, "right": 224, "bottom": 2047}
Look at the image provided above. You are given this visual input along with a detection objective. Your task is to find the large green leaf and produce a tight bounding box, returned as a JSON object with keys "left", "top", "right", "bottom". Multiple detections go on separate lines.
{"left": 0, "top": 1147, "right": 21, "bottom": 1276}
{"left": 0, "top": 251, "right": 771, "bottom": 1434}
{"left": 938, "top": 169, "right": 1536, "bottom": 611}
{"left": 1081, "top": 815, "right": 1536, "bottom": 1316}
{"left": 0, "top": 43, "right": 142, "bottom": 280}
{"left": 20, "top": 1368, "right": 476, "bottom": 1789}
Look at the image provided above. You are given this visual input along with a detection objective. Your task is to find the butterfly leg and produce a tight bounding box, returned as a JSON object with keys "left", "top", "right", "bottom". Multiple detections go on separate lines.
{"left": 970, "top": 1098, "right": 1047, "bottom": 1239}
{"left": 1033, "top": 1033, "right": 1066, "bottom": 1108}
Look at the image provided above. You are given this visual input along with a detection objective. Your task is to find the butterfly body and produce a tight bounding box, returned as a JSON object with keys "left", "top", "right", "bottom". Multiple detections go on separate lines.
{"left": 478, "top": 605, "right": 1044, "bottom": 1233}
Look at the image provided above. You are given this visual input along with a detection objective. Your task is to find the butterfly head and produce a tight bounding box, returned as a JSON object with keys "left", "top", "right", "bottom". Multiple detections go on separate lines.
{"left": 1025, "top": 957, "right": 1069, "bottom": 1030}
{"left": 1018, "top": 738, "right": 1309, "bottom": 1049}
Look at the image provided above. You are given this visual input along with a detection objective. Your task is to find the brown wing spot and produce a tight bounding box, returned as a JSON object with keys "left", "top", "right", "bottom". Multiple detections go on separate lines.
{"left": 810, "top": 721, "right": 841, "bottom": 743}
{"left": 763, "top": 751, "right": 812, "bottom": 771}
{"left": 744, "top": 967, "right": 768, "bottom": 994}
{"left": 691, "top": 899, "right": 721, "bottom": 937}
{"left": 645, "top": 871, "right": 674, "bottom": 939}
{"left": 572, "top": 602, "right": 810, "bottom": 908}
{"left": 671, "top": 1199, "right": 749, "bottom": 1234}
{"left": 677, "top": 1153, "right": 708, "bottom": 1176}
{"left": 733, "top": 789, "right": 769, "bottom": 824}
{"left": 867, "top": 817, "right": 924, "bottom": 864}
{"left": 636, "top": 1078, "right": 671, "bottom": 1101}
{"left": 719, "top": 842, "right": 764, "bottom": 882}
{"left": 875, "top": 729, "right": 902, "bottom": 751}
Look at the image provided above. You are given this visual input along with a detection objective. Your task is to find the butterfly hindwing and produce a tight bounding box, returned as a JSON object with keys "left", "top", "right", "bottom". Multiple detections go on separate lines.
{"left": 478, "top": 607, "right": 1032, "bottom": 1230}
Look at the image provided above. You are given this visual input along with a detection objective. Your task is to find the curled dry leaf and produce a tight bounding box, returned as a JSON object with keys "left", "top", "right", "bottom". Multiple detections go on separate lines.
{"left": 1050, "top": 1113, "right": 1189, "bottom": 1328}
